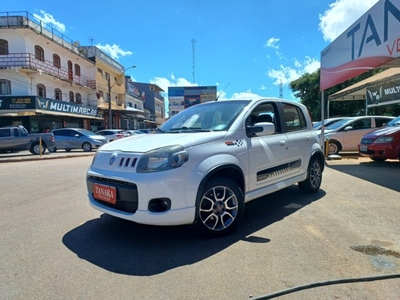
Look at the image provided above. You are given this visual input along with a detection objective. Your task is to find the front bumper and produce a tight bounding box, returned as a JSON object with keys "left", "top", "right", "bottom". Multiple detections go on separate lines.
{"left": 359, "top": 143, "right": 398, "bottom": 160}
{"left": 86, "top": 161, "right": 202, "bottom": 226}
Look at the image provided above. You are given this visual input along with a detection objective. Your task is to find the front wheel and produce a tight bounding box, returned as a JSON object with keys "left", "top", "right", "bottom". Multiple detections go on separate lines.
{"left": 193, "top": 177, "right": 244, "bottom": 238}
{"left": 298, "top": 157, "right": 323, "bottom": 193}
{"left": 82, "top": 142, "right": 92, "bottom": 152}
{"left": 328, "top": 140, "right": 341, "bottom": 155}
{"left": 48, "top": 146, "right": 57, "bottom": 153}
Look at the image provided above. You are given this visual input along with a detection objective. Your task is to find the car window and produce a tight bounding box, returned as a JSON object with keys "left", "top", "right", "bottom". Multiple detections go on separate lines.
{"left": 246, "top": 102, "right": 279, "bottom": 132}
{"left": 0, "top": 129, "right": 10, "bottom": 137}
{"left": 375, "top": 117, "right": 391, "bottom": 127}
{"left": 13, "top": 128, "right": 20, "bottom": 137}
{"left": 282, "top": 104, "right": 307, "bottom": 132}
{"left": 351, "top": 118, "right": 371, "bottom": 130}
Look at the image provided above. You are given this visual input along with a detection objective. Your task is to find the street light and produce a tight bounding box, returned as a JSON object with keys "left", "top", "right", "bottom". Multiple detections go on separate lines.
{"left": 107, "top": 65, "right": 137, "bottom": 129}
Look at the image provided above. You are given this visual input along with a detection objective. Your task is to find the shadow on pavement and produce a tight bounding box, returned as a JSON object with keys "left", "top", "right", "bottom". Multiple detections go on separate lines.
{"left": 62, "top": 185, "right": 325, "bottom": 276}
{"left": 327, "top": 158, "right": 399, "bottom": 193}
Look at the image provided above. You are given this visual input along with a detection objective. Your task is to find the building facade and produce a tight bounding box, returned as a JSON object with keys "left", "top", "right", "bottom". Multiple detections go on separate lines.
{"left": 131, "top": 82, "right": 165, "bottom": 127}
{"left": 0, "top": 11, "right": 159, "bottom": 133}
{"left": 168, "top": 86, "right": 217, "bottom": 117}
{"left": 0, "top": 12, "right": 103, "bottom": 132}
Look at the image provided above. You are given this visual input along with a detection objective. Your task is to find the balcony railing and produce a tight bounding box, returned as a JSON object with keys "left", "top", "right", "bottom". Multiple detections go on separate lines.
{"left": 0, "top": 53, "right": 96, "bottom": 89}
{"left": 0, "top": 12, "right": 78, "bottom": 54}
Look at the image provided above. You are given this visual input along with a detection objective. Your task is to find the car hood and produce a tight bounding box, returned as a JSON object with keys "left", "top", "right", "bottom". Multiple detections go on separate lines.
{"left": 99, "top": 132, "right": 227, "bottom": 152}
{"left": 362, "top": 126, "right": 400, "bottom": 139}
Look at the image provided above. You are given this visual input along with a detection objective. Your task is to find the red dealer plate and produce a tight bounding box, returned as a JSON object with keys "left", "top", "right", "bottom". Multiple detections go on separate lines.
{"left": 93, "top": 183, "right": 117, "bottom": 204}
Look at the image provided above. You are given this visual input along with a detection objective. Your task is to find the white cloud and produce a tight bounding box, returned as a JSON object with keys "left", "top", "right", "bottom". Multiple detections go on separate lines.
{"left": 264, "top": 37, "right": 280, "bottom": 49}
{"left": 267, "top": 56, "right": 320, "bottom": 85}
{"left": 217, "top": 90, "right": 265, "bottom": 101}
{"left": 260, "top": 85, "right": 266, "bottom": 90}
{"left": 319, "top": 0, "right": 379, "bottom": 42}
{"left": 33, "top": 10, "right": 66, "bottom": 33}
{"left": 95, "top": 43, "right": 133, "bottom": 60}
{"left": 149, "top": 75, "right": 195, "bottom": 93}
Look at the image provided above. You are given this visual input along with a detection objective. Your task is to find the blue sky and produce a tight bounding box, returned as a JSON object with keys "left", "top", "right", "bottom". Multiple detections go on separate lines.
{"left": 3, "top": 0, "right": 379, "bottom": 102}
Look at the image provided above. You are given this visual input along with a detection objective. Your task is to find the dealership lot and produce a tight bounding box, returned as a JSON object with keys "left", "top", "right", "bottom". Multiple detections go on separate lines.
{"left": 0, "top": 154, "right": 399, "bottom": 299}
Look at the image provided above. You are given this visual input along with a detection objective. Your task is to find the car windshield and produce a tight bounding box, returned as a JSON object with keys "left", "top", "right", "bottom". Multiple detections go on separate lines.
{"left": 158, "top": 100, "right": 250, "bottom": 133}
{"left": 325, "top": 118, "right": 353, "bottom": 130}
{"left": 386, "top": 116, "right": 400, "bottom": 126}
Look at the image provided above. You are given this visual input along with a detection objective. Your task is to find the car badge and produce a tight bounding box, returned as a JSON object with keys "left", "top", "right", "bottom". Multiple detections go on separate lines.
{"left": 109, "top": 154, "right": 117, "bottom": 166}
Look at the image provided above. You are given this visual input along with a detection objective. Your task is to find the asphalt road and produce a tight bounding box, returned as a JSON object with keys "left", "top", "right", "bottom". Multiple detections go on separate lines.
{"left": 0, "top": 155, "right": 399, "bottom": 300}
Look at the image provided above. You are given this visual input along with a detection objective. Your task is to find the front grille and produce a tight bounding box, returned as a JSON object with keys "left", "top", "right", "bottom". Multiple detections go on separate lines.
{"left": 87, "top": 176, "right": 138, "bottom": 213}
{"left": 118, "top": 156, "right": 137, "bottom": 168}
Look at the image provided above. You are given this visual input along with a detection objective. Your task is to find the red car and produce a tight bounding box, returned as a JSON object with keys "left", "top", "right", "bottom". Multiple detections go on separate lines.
{"left": 358, "top": 116, "right": 400, "bottom": 162}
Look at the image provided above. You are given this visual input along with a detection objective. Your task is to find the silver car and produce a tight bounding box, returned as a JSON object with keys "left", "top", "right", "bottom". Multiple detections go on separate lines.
{"left": 50, "top": 128, "right": 107, "bottom": 152}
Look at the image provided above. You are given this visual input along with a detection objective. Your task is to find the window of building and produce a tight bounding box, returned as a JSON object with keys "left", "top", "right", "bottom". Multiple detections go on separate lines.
{"left": 105, "top": 72, "right": 110, "bottom": 81}
{"left": 53, "top": 54, "right": 61, "bottom": 68}
{"left": 69, "top": 91, "right": 74, "bottom": 103}
{"left": 97, "top": 90, "right": 104, "bottom": 99}
{"left": 67, "top": 60, "right": 73, "bottom": 81}
{"left": 75, "top": 93, "right": 82, "bottom": 104}
{"left": 35, "top": 45, "right": 45, "bottom": 61}
{"left": 37, "top": 84, "right": 46, "bottom": 97}
{"left": 54, "top": 88, "right": 62, "bottom": 100}
{"left": 97, "top": 68, "right": 103, "bottom": 76}
{"left": 74, "top": 64, "right": 81, "bottom": 76}
{"left": 0, "top": 79, "right": 11, "bottom": 95}
{"left": 0, "top": 39, "right": 9, "bottom": 55}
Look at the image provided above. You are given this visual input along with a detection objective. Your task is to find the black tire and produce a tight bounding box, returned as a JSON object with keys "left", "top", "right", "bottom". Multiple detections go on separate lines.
{"left": 82, "top": 142, "right": 92, "bottom": 152}
{"left": 371, "top": 157, "right": 386, "bottom": 162}
{"left": 30, "top": 142, "right": 46, "bottom": 155}
{"left": 298, "top": 157, "right": 323, "bottom": 193}
{"left": 328, "top": 140, "right": 341, "bottom": 155}
{"left": 48, "top": 147, "right": 57, "bottom": 153}
{"left": 193, "top": 177, "right": 244, "bottom": 238}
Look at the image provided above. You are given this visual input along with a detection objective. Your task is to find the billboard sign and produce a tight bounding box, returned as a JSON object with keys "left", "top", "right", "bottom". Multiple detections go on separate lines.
{"left": 320, "top": 0, "right": 400, "bottom": 90}
{"left": 366, "top": 80, "right": 400, "bottom": 106}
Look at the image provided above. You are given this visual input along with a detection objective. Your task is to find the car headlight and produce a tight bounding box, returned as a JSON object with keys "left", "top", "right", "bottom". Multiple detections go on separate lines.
{"left": 374, "top": 136, "right": 393, "bottom": 143}
{"left": 137, "top": 145, "right": 189, "bottom": 173}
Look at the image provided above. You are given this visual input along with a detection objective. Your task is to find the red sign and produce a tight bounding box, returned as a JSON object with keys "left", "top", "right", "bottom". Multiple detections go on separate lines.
{"left": 93, "top": 184, "right": 117, "bottom": 204}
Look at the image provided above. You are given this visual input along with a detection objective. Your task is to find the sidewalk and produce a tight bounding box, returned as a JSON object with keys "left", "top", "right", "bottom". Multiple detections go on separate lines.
{"left": 0, "top": 150, "right": 94, "bottom": 163}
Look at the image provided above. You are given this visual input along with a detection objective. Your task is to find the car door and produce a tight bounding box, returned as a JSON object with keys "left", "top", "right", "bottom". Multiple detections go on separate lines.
{"left": 53, "top": 130, "right": 68, "bottom": 149}
{"left": 69, "top": 129, "right": 82, "bottom": 149}
{"left": 246, "top": 102, "right": 291, "bottom": 191}
{"left": 0, "top": 128, "right": 13, "bottom": 149}
{"left": 342, "top": 117, "right": 372, "bottom": 151}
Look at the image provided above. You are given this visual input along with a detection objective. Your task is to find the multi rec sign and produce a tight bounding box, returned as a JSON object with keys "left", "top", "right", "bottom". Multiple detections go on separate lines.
{"left": 320, "top": 0, "right": 400, "bottom": 91}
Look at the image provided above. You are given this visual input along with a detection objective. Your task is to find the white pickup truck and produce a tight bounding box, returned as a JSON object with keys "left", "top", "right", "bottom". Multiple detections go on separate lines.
{"left": 86, "top": 98, "right": 325, "bottom": 237}
{"left": 0, "top": 125, "right": 55, "bottom": 155}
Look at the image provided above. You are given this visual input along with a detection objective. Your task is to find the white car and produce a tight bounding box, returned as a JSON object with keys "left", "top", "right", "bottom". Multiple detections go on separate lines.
{"left": 95, "top": 129, "right": 129, "bottom": 142}
{"left": 320, "top": 115, "right": 394, "bottom": 155}
{"left": 86, "top": 98, "right": 325, "bottom": 237}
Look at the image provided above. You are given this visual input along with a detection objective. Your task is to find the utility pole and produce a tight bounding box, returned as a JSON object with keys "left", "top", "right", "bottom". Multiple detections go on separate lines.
{"left": 107, "top": 76, "right": 112, "bottom": 129}
{"left": 191, "top": 39, "right": 196, "bottom": 85}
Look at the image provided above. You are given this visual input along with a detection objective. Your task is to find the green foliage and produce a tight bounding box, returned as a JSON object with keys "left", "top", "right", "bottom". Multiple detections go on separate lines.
{"left": 289, "top": 69, "right": 400, "bottom": 120}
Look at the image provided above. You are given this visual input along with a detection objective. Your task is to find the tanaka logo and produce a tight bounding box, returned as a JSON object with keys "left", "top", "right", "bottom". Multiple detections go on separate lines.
{"left": 36, "top": 99, "right": 49, "bottom": 109}
{"left": 367, "top": 86, "right": 383, "bottom": 104}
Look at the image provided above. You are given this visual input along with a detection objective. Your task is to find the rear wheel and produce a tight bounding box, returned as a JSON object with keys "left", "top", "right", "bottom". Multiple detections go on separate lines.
{"left": 82, "top": 142, "right": 92, "bottom": 152}
{"left": 298, "top": 157, "right": 323, "bottom": 193}
{"left": 30, "top": 142, "right": 46, "bottom": 155}
{"left": 48, "top": 146, "right": 57, "bottom": 153}
{"left": 193, "top": 177, "right": 244, "bottom": 238}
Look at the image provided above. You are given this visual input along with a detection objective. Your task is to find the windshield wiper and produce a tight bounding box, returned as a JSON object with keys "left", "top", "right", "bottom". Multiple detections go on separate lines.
{"left": 170, "top": 127, "right": 213, "bottom": 132}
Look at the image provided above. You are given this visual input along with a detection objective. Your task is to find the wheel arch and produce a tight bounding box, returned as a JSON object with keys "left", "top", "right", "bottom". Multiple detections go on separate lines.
{"left": 310, "top": 149, "right": 325, "bottom": 172}
{"left": 195, "top": 164, "right": 245, "bottom": 206}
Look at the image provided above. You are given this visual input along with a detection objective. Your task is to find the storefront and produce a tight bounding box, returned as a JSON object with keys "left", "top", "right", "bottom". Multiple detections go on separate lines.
{"left": 0, "top": 96, "right": 104, "bottom": 133}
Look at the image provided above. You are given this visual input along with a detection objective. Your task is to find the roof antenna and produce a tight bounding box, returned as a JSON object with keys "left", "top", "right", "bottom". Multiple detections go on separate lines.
{"left": 215, "top": 83, "right": 230, "bottom": 101}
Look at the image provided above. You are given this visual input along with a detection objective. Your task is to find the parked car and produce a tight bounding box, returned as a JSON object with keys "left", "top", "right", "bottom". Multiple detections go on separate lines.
{"left": 320, "top": 115, "right": 394, "bottom": 155}
{"left": 95, "top": 129, "right": 129, "bottom": 142}
{"left": 0, "top": 125, "right": 55, "bottom": 155}
{"left": 86, "top": 98, "right": 325, "bottom": 238}
{"left": 125, "top": 130, "right": 146, "bottom": 136}
{"left": 50, "top": 128, "right": 107, "bottom": 152}
{"left": 358, "top": 116, "right": 400, "bottom": 162}
{"left": 139, "top": 129, "right": 154, "bottom": 134}
{"left": 313, "top": 117, "right": 345, "bottom": 131}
